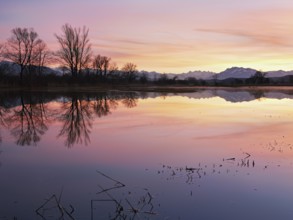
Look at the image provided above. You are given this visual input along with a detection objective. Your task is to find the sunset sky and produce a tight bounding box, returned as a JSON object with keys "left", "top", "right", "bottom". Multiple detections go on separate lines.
{"left": 1, "top": 0, "right": 293, "bottom": 73}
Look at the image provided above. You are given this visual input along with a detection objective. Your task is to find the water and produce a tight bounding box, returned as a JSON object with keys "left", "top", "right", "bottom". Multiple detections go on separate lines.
{"left": 1, "top": 89, "right": 293, "bottom": 220}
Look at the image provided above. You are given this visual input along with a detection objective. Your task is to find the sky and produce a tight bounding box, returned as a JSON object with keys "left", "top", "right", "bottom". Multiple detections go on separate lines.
{"left": 1, "top": 0, "right": 293, "bottom": 73}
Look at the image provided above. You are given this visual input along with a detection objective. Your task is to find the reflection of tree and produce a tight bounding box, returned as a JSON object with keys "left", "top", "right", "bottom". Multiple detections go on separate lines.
{"left": 121, "top": 92, "right": 138, "bottom": 108}
{"left": 250, "top": 90, "right": 265, "bottom": 100}
{"left": 57, "top": 92, "right": 139, "bottom": 148}
{"left": 92, "top": 93, "right": 118, "bottom": 117}
{"left": 0, "top": 91, "right": 141, "bottom": 148}
{"left": 58, "top": 96, "right": 93, "bottom": 148}
{"left": 6, "top": 95, "right": 49, "bottom": 146}
{"left": 0, "top": 106, "right": 10, "bottom": 144}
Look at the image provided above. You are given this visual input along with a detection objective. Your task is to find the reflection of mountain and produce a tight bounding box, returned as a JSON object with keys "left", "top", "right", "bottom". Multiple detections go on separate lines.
{"left": 179, "top": 89, "right": 293, "bottom": 103}
{"left": 1, "top": 89, "right": 293, "bottom": 110}
{"left": 1, "top": 89, "right": 293, "bottom": 147}
{"left": 216, "top": 90, "right": 256, "bottom": 102}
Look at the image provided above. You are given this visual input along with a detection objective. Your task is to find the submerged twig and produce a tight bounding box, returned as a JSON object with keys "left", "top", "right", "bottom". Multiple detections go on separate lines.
{"left": 96, "top": 170, "right": 126, "bottom": 195}
{"left": 36, "top": 193, "right": 75, "bottom": 220}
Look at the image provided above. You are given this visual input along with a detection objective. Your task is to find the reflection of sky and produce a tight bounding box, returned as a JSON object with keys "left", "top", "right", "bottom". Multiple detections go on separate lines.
{"left": 2, "top": 0, "right": 293, "bottom": 72}
{"left": 1, "top": 94, "right": 293, "bottom": 218}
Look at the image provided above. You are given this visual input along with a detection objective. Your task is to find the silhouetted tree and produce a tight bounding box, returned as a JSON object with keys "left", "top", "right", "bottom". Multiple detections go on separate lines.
{"left": 288, "top": 75, "right": 293, "bottom": 84}
{"left": 2, "top": 28, "right": 44, "bottom": 84}
{"left": 33, "top": 41, "right": 54, "bottom": 75}
{"left": 186, "top": 77, "right": 198, "bottom": 85}
{"left": 139, "top": 73, "right": 148, "bottom": 84}
{"left": 55, "top": 24, "right": 92, "bottom": 77}
{"left": 108, "top": 62, "right": 118, "bottom": 74}
{"left": 92, "top": 55, "right": 111, "bottom": 79}
{"left": 212, "top": 74, "right": 218, "bottom": 86}
{"left": 0, "top": 43, "right": 3, "bottom": 60}
{"left": 121, "top": 63, "right": 137, "bottom": 82}
{"left": 248, "top": 71, "right": 267, "bottom": 85}
{"left": 107, "top": 62, "right": 120, "bottom": 82}
{"left": 157, "top": 74, "right": 168, "bottom": 84}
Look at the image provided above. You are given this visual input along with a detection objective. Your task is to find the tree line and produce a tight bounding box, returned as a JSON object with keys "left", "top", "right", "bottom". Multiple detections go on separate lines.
{"left": 0, "top": 24, "right": 138, "bottom": 86}
{"left": 1, "top": 25, "right": 293, "bottom": 87}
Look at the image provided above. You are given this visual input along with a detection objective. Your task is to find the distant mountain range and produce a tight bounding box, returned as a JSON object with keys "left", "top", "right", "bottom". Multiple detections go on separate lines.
{"left": 0, "top": 61, "right": 57, "bottom": 75}
{"left": 140, "top": 67, "right": 293, "bottom": 81}
{"left": 2, "top": 61, "right": 293, "bottom": 81}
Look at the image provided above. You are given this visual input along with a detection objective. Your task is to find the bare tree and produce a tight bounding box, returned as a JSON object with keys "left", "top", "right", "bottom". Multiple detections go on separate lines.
{"left": 108, "top": 62, "right": 118, "bottom": 75}
{"left": 33, "top": 41, "right": 54, "bottom": 75}
{"left": 0, "top": 43, "right": 3, "bottom": 61}
{"left": 107, "top": 62, "right": 120, "bottom": 82}
{"left": 248, "top": 70, "right": 267, "bottom": 85}
{"left": 92, "top": 54, "right": 103, "bottom": 76}
{"left": 212, "top": 74, "right": 218, "bottom": 86}
{"left": 92, "top": 54, "right": 111, "bottom": 79}
{"left": 55, "top": 24, "right": 92, "bottom": 77}
{"left": 121, "top": 63, "right": 138, "bottom": 82}
{"left": 2, "top": 28, "right": 44, "bottom": 83}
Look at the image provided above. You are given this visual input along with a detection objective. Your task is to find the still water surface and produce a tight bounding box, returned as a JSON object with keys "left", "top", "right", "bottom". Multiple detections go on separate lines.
{"left": 1, "top": 89, "right": 293, "bottom": 219}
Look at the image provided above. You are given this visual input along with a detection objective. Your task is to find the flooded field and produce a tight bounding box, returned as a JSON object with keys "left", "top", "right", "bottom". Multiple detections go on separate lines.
{"left": 1, "top": 89, "right": 293, "bottom": 219}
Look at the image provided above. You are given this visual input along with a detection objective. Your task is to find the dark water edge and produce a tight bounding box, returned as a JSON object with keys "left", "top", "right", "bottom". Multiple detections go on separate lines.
{"left": 2, "top": 86, "right": 293, "bottom": 105}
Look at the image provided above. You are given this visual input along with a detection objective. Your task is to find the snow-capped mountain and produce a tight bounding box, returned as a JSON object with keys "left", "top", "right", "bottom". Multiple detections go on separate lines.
{"left": 140, "top": 67, "right": 262, "bottom": 81}
{"left": 153, "top": 67, "right": 293, "bottom": 81}
{"left": 217, "top": 67, "right": 257, "bottom": 80}
{"left": 216, "top": 67, "right": 293, "bottom": 80}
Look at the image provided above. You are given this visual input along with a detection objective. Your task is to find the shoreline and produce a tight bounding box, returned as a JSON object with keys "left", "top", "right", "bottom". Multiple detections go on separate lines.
{"left": 1, "top": 84, "right": 293, "bottom": 93}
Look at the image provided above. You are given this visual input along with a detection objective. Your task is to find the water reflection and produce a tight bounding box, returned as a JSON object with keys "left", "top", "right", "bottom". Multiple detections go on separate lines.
{"left": 92, "top": 171, "right": 157, "bottom": 220}
{"left": 0, "top": 105, "right": 9, "bottom": 145}
{"left": 7, "top": 94, "right": 49, "bottom": 146}
{"left": 92, "top": 93, "right": 118, "bottom": 117}
{"left": 35, "top": 170, "right": 158, "bottom": 220}
{"left": 36, "top": 192, "right": 75, "bottom": 220}
{"left": 1, "top": 89, "right": 293, "bottom": 219}
{"left": 0, "top": 91, "right": 143, "bottom": 147}
{"left": 157, "top": 152, "right": 256, "bottom": 185}
{"left": 1, "top": 89, "right": 293, "bottom": 147}
{"left": 58, "top": 94, "right": 93, "bottom": 147}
